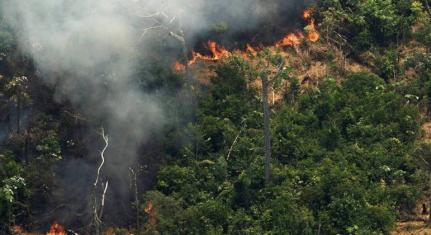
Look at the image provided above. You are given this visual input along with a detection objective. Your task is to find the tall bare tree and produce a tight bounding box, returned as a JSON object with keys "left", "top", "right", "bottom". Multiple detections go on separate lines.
{"left": 92, "top": 127, "right": 109, "bottom": 235}
{"left": 237, "top": 49, "right": 291, "bottom": 185}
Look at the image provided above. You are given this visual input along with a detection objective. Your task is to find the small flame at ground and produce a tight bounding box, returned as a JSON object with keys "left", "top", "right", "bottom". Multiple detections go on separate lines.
{"left": 303, "top": 8, "right": 320, "bottom": 42}
{"left": 308, "top": 30, "right": 320, "bottom": 42}
{"left": 276, "top": 33, "right": 304, "bottom": 47}
{"left": 145, "top": 201, "right": 154, "bottom": 214}
{"left": 186, "top": 40, "right": 232, "bottom": 67}
{"left": 246, "top": 44, "right": 257, "bottom": 55}
{"left": 145, "top": 201, "right": 157, "bottom": 228}
{"left": 173, "top": 8, "right": 320, "bottom": 71}
{"left": 174, "top": 61, "right": 186, "bottom": 72}
{"left": 46, "top": 222, "right": 66, "bottom": 235}
{"left": 303, "top": 8, "right": 313, "bottom": 20}
{"left": 13, "top": 225, "right": 30, "bottom": 235}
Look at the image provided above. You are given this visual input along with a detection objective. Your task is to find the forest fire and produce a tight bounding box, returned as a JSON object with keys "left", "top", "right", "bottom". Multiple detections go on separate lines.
{"left": 303, "top": 8, "right": 320, "bottom": 42}
{"left": 275, "top": 33, "right": 304, "bottom": 47}
{"left": 12, "top": 225, "right": 30, "bottom": 235}
{"left": 303, "top": 8, "right": 312, "bottom": 19}
{"left": 174, "top": 8, "right": 319, "bottom": 71}
{"left": 173, "top": 61, "right": 186, "bottom": 72}
{"left": 145, "top": 201, "right": 157, "bottom": 228}
{"left": 186, "top": 40, "right": 231, "bottom": 66}
{"left": 246, "top": 43, "right": 257, "bottom": 55}
{"left": 10, "top": 223, "right": 68, "bottom": 235}
{"left": 46, "top": 222, "right": 66, "bottom": 235}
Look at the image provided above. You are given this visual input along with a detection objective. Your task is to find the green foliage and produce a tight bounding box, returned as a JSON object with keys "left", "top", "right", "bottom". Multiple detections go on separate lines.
{"left": 318, "top": 0, "right": 421, "bottom": 51}
{"left": 375, "top": 50, "right": 400, "bottom": 81}
{"left": 0, "top": 154, "right": 29, "bottom": 233}
{"left": 403, "top": 52, "right": 431, "bottom": 112}
{"left": 142, "top": 65, "right": 424, "bottom": 234}
{"left": 24, "top": 116, "right": 63, "bottom": 200}
{"left": 413, "top": 3, "right": 431, "bottom": 48}
{"left": 0, "top": 1, "right": 430, "bottom": 233}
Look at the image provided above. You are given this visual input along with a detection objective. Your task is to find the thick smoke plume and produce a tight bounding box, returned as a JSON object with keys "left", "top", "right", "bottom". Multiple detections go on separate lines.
{"left": 1, "top": 0, "right": 314, "bottom": 229}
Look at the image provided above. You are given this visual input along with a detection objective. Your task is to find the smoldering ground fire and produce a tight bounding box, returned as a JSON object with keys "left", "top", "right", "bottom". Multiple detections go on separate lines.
{"left": 1, "top": 0, "right": 316, "bottom": 232}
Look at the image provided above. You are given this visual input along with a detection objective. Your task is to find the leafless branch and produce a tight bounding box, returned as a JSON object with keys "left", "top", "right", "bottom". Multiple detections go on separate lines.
{"left": 98, "top": 181, "right": 109, "bottom": 218}
{"left": 129, "top": 167, "right": 141, "bottom": 232}
{"left": 227, "top": 130, "right": 242, "bottom": 160}
{"left": 140, "top": 25, "right": 164, "bottom": 39}
{"left": 169, "top": 31, "right": 185, "bottom": 43}
{"left": 418, "top": 155, "right": 430, "bottom": 167}
{"left": 273, "top": 62, "right": 285, "bottom": 80}
{"left": 92, "top": 127, "right": 109, "bottom": 235}
{"left": 94, "top": 127, "right": 108, "bottom": 187}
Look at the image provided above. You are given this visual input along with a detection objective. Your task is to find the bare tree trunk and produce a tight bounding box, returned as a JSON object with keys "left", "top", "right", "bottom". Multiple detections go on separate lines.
{"left": 261, "top": 77, "right": 272, "bottom": 185}
{"left": 129, "top": 167, "right": 140, "bottom": 233}
{"left": 93, "top": 128, "right": 109, "bottom": 235}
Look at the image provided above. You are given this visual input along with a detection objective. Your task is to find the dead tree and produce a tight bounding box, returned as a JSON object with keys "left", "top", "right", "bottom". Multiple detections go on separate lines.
{"left": 92, "top": 127, "right": 109, "bottom": 235}
{"left": 129, "top": 166, "right": 145, "bottom": 233}
{"left": 241, "top": 50, "right": 291, "bottom": 185}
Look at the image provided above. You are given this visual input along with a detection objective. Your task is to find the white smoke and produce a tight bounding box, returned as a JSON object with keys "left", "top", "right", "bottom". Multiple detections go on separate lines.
{"left": 1, "top": 0, "right": 279, "bottom": 139}
{"left": 1, "top": 0, "right": 314, "bottom": 227}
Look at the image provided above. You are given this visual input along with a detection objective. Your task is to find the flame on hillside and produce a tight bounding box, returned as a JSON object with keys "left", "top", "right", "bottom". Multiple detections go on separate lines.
{"left": 46, "top": 222, "right": 66, "bottom": 235}
{"left": 145, "top": 201, "right": 154, "bottom": 214}
{"left": 246, "top": 43, "right": 257, "bottom": 55}
{"left": 173, "top": 61, "right": 186, "bottom": 71}
{"left": 275, "top": 33, "right": 304, "bottom": 47}
{"left": 303, "top": 8, "right": 320, "bottom": 42}
{"left": 303, "top": 8, "right": 312, "bottom": 19}
{"left": 173, "top": 8, "right": 319, "bottom": 72}
{"left": 145, "top": 201, "right": 157, "bottom": 228}
{"left": 186, "top": 41, "right": 232, "bottom": 66}
{"left": 13, "top": 225, "right": 30, "bottom": 235}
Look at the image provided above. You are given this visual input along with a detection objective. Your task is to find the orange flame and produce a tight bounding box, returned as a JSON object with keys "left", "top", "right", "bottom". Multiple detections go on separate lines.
{"left": 187, "top": 40, "right": 232, "bottom": 66}
{"left": 46, "top": 222, "right": 66, "bottom": 235}
{"left": 246, "top": 44, "right": 257, "bottom": 55}
{"left": 173, "top": 61, "right": 186, "bottom": 72}
{"left": 303, "top": 8, "right": 320, "bottom": 42}
{"left": 276, "top": 33, "right": 304, "bottom": 47}
{"left": 208, "top": 41, "right": 231, "bottom": 60}
{"left": 303, "top": 8, "right": 313, "bottom": 20}
{"left": 145, "top": 201, "right": 153, "bottom": 214}
{"left": 308, "top": 30, "right": 320, "bottom": 42}
{"left": 13, "top": 225, "right": 30, "bottom": 235}
{"left": 172, "top": 8, "right": 319, "bottom": 70}
{"left": 145, "top": 201, "right": 157, "bottom": 228}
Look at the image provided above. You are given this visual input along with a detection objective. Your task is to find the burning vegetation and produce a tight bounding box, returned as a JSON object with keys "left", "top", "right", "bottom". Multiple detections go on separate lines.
{"left": 46, "top": 222, "right": 66, "bottom": 235}
{"left": 2, "top": 0, "right": 431, "bottom": 234}
{"left": 12, "top": 222, "right": 67, "bottom": 235}
{"left": 174, "top": 8, "right": 320, "bottom": 72}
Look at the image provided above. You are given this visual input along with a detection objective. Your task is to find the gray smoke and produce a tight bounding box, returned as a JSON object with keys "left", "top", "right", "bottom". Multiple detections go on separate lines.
{"left": 1, "top": 0, "right": 314, "bottom": 229}
{"left": 1, "top": 0, "right": 285, "bottom": 139}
